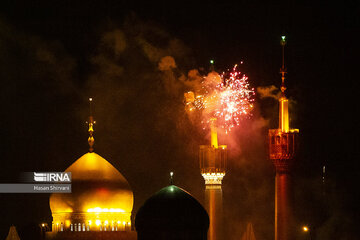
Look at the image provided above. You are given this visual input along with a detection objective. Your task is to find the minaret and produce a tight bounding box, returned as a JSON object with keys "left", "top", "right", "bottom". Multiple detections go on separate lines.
{"left": 200, "top": 118, "right": 227, "bottom": 240}
{"left": 268, "top": 36, "right": 299, "bottom": 240}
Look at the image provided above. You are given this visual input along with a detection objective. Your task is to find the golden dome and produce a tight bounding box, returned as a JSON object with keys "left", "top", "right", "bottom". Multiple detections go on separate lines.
{"left": 50, "top": 152, "right": 133, "bottom": 231}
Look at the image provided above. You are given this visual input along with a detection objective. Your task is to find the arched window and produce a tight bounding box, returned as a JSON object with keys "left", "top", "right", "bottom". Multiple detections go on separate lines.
{"left": 276, "top": 136, "right": 281, "bottom": 144}
{"left": 70, "top": 224, "right": 73, "bottom": 232}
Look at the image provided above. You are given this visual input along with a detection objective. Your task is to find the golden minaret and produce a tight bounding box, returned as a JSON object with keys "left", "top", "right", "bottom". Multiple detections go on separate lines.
{"left": 268, "top": 36, "right": 299, "bottom": 240}
{"left": 200, "top": 118, "right": 227, "bottom": 240}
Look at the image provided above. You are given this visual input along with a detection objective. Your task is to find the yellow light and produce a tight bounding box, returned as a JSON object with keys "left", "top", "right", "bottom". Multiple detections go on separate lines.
{"left": 88, "top": 220, "right": 92, "bottom": 225}
{"left": 104, "top": 220, "right": 108, "bottom": 225}
{"left": 87, "top": 207, "right": 125, "bottom": 213}
{"left": 303, "top": 226, "right": 309, "bottom": 232}
{"left": 41, "top": 223, "right": 45, "bottom": 227}
{"left": 210, "top": 118, "right": 218, "bottom": 148}
{"left": 65, "top": 220, "right": 71, "bottom": 227}
{"left": 279, "top": 97, "right": 289, "bottom": 132}
{"left": 95, "top": 220, "right": 101, "bottom": 226}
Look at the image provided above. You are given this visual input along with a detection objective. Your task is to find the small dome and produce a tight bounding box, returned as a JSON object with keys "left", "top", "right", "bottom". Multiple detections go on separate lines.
{"left": 135, "top": 185, "right": 209, "bottom": 235}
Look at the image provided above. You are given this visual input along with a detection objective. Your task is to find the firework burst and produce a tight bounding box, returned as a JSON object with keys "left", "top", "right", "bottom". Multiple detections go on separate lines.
{"left": 185, "top": 64, "right": 255, "bottom": 133}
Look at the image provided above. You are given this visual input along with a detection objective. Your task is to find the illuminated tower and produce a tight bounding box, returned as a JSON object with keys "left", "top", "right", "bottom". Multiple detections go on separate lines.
{"left": 200, "top": 118, "right": 227, "bottom": 240}
{"left": 268, "top": 36, "right": 299, "bottom": 240}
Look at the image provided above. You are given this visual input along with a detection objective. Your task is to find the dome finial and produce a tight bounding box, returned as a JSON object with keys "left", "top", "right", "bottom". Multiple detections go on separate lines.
{"left": 88, "top": 97, "right": 95, "bottom": 152}
{"left": 169, "top": 172, "right": 174, "bottom": 185}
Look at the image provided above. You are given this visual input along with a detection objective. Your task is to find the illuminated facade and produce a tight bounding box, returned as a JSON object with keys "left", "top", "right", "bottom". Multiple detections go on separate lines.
{"left": 49, "top": 152, "right": 134, "bottom": 233}
{"left": 46, "top": 98, "right": 136, "bottom": 240}
{"left": 268, "top": 36, "right": 299, "bottom": 240}
{"left": 199, "top": 118, "right": 227, "bottom": 240}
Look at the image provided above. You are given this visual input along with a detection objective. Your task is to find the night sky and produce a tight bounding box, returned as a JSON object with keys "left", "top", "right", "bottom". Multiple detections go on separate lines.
{"left": 0, "top": 1, "right": 359, "bottom": 239}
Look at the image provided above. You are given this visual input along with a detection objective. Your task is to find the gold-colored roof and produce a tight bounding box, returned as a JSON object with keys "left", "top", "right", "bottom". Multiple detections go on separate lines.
{"left": 50, "top": 152, "right": 133, "bottom": 214}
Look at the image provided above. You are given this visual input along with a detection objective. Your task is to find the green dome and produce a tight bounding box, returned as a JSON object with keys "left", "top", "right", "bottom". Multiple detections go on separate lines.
{"left": 135, "top": 185, "right": 209, "bottom": 238}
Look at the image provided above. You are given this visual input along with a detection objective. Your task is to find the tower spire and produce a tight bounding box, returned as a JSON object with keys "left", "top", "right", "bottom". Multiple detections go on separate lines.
{"left": 279, "top": 36, "right": 290, "bottom": 132}
{"left": 88, "top": 97, "right": 95, "bottom": 152}
{"left": 280, "top": 35, "right": 287, "bottom": 96}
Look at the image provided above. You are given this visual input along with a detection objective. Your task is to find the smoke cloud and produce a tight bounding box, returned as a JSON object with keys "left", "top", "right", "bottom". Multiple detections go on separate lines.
{"left": 158, "top": 56, "right": 177, "bottom": 71}
{"left": 257, "top": 85, "right": 280, "bottom": 99}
